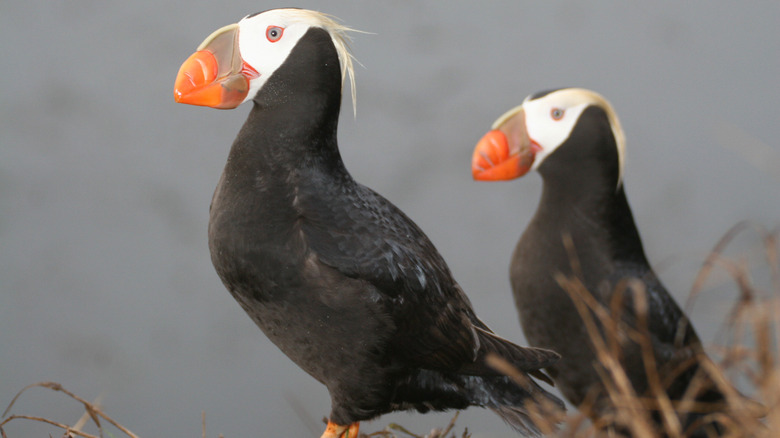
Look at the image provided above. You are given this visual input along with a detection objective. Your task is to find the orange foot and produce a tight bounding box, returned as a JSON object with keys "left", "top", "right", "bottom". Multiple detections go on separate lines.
{"left": 321, "top": 420, "right": 360, "bottom": 438}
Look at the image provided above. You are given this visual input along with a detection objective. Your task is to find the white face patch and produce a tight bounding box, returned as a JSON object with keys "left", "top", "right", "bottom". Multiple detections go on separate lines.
{"left": 236, "top": 9, "right": 357, "bottom": 109}
{"left": 237, "top": 11, "right": 313, "bottom": 104}
{"left": 521, "top": 88, "right": 626, "bottom": 182}
{"left": 522, "top": 94, "right": 589, "bottom": 171}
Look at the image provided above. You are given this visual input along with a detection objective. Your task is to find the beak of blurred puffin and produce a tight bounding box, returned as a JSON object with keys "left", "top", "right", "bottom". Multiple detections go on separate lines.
{"left": 472, "top": 107, "right": 541, "bottom": 181}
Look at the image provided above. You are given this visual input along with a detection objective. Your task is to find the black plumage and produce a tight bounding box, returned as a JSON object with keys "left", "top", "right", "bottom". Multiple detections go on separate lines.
{"left": 473, "top": 88, "right": 738, "bottom": 436}
{"left": 178, "top": 10, "right": 562, "bottom": 437}
{"left": 512, "top": 106, "right": 718, "bottom": 413}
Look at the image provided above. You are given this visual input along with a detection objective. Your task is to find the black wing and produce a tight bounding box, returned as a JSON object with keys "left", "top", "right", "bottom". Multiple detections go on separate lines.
{"left": 608, "top": 261, "right": 719, "bottom": 401}
{"left": 297, "top": 175, "right": 556, "bottom": 373}
{"left": 610, "top": 262, "right": 703, "bottom": 357}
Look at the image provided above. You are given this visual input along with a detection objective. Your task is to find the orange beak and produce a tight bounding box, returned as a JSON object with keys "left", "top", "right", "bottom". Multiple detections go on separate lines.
{"left": 174, "top": 23, "right": 259, "bottom": 109}
{"left": 471, "top": 107, "right": 540, "bottom": 181}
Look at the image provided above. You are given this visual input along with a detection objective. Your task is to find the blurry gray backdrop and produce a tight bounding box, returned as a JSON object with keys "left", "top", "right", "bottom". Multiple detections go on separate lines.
{"left": 1, "top": 1, "right": 779, "bottom": 437}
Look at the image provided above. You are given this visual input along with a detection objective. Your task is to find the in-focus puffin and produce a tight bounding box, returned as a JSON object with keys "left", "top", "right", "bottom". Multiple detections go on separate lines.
{"left": 174, "top": 9, "right": 563, "bottom": 438}
{"left": 471, "top": 88, "right": 733, "bottom": 435}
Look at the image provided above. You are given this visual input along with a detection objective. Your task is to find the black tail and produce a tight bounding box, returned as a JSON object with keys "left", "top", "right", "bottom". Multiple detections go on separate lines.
{"left": 469, "top": 374, "right": 564, "bottom": 436}
{"left": 474, "top": 326, "right": 559, "bottom": 370}
{"left": 392, "top": 369, "right": 564, "bottom": 436}
{"left": 456, "top": 326, "right": 559, "bottom": 385}
{"left": 464, "top": 327, "right": 564, "bottom": 435}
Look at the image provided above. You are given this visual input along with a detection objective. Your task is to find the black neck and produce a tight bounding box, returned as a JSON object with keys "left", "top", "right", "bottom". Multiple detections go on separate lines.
{"left": 536, "top": 175, "right": 646, "bottom": 264}
{"left": 532, "top": 106, "right": 646, "bottom": 265}
{"left": 225, "top": 27, "right": 347, "bottom": 178}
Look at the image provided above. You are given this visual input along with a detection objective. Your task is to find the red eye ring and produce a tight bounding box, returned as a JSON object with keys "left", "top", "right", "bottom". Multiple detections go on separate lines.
{"left": 266, "top": 26, "right": 284, "bottom": 42}
{"left": 551, "top": 108, "right": 565, "bottom": 120}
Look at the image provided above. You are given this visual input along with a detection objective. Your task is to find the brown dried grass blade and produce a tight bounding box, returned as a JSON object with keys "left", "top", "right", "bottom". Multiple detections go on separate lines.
{"left": 1, "top": 382, "right": 138, "bottom": 438}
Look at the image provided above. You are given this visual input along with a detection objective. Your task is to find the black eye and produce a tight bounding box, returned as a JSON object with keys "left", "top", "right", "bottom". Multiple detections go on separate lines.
{"left": 266, "top": 26, "right": 284, "bottom": 42}
{"left": 551, "top": 108, "right": 565, "bottom": 120}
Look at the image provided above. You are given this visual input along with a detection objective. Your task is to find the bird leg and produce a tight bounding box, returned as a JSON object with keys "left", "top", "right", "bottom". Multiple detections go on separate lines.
{"left": 321, "top": 420, "right": 359, "bottom": 438}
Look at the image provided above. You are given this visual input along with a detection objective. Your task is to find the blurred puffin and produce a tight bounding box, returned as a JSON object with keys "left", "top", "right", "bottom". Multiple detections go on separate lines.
{"left": 471, "top": 88, "right": 735, "bottom": 435}
{"left": 174, "top": 9, "right": 563, "bottom": 438}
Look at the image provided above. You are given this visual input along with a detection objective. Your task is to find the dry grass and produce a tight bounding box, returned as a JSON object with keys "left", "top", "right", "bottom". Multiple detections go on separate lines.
{"left": 0, "top": 382, "right": 140, "bottom": 438}
{"left": 356, "top": 412, "right": 470, "bottom": 438}
{"left": 511, "top": 221, "right": 779, "bottom": 437}
{"left": 1, "top": 222, "right": 777, "bottom": 437}
{"left": 0, "top": 382, "right": 467, "bottom": 438}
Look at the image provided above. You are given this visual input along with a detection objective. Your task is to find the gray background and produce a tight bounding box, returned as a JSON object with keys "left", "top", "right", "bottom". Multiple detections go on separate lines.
{"left": 1, "top": 1, "right": 778, "bottom": 437}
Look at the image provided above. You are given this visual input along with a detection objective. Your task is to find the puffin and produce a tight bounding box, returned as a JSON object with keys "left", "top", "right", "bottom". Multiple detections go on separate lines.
{"left": 173, "top": 9, "right": 563, "bottom": 438}
{"left": 471, "top": 88, "right": 733, "bottom": 435}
